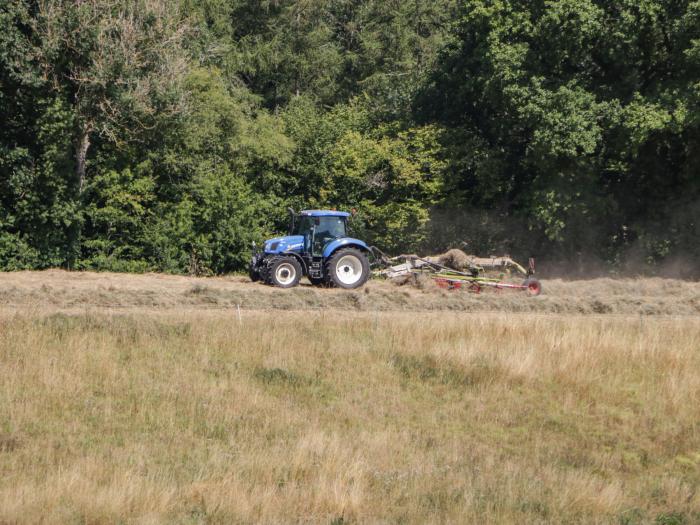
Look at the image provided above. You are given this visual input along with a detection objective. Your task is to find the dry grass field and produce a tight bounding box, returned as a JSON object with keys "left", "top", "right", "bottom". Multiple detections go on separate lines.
{"left": 0, "top": 272, "right": 699, "bottom": 523}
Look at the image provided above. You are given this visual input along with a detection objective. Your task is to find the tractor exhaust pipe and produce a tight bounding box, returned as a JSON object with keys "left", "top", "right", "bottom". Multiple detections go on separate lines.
{"left": 287, "top": 208, "right": 297, "bottom": 235}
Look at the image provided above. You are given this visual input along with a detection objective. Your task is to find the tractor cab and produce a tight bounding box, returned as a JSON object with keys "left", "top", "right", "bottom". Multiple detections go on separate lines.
{"left": 289, "top": 210, "right": 350, "bottom": 256}
{"left": 250, "top": 209, "right": 371, "bottom": 289}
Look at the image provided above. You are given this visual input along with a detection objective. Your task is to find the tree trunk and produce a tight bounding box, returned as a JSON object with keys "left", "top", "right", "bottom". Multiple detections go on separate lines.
{"left": 67, "top": 126, "right": 91, "bottom": 269}
{"left": 75, "top": 128, "right": 91, "bottom": 194}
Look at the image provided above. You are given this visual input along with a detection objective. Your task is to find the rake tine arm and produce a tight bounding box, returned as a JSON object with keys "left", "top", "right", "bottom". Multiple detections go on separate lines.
{"left": 466, "top": 256, "right": 528, "bottom": 276}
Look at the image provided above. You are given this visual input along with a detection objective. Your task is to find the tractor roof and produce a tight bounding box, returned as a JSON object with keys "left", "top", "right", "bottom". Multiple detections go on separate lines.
{"left": 300, "top": 209, "right": 350, "bottom": 218}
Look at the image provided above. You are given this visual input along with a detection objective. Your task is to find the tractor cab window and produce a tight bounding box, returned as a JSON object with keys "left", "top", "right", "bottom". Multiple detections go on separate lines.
{"left": 291, "top": 216, "right": 315, "bottom": 236}
{"left": 292, "top": 216, "right": 346, "bottom": 239}
{"left": 316, "top": 217, "right": 346, "bottom": 239}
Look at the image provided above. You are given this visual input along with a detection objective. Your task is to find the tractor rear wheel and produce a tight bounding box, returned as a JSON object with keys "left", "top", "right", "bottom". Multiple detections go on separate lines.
{"left": 325, "top": 248, "right": 370, "bottom": 289}
{"left": 267, "top": 257, "right": 302, "bottom": 288}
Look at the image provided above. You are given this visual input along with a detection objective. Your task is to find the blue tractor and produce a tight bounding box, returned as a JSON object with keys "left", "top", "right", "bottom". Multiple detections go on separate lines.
{"left": 249, "top": 209, "right": 372, "bottom": 289}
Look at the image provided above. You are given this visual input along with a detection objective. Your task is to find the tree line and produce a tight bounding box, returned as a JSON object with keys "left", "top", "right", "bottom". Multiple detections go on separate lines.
{"left": 1, "top": 0, "right": 698, "bottom": 276}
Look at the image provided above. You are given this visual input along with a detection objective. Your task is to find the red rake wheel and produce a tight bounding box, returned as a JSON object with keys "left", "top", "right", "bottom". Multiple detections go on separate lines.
{"left": 434, "top": 278, "right": 449, "bottom": 289}
{"left": 523, "top": 278, "right": 542, "bottom": 296}
{"left": 434, "top": 278, "right": 464, "bottom": 290}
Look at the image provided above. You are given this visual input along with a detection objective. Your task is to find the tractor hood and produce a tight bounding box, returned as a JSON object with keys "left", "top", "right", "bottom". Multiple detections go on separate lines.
{"left": 263, "top": 235, "right": 305, "bottom": 254}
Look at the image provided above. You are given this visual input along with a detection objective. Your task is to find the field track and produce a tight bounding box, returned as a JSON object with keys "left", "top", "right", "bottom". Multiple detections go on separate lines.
{"left": 1, "top": 270, "right": 699, "bottom": 315}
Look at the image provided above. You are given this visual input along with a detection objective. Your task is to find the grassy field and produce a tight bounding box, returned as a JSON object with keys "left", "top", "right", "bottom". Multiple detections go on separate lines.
{"left": 1, "top": 293, "right": 699, "bottom": 523}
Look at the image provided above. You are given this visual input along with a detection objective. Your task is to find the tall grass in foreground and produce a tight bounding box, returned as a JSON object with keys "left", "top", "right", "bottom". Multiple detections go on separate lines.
{"left": 0, "top": 311, "right": 699, "bottom": 524}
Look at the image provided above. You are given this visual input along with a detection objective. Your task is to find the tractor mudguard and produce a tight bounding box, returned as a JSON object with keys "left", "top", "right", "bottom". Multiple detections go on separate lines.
{"left": 322, "top": 238, "right": 369, "bottom": 259}
{"left": 281, "top": 252, "right": 308, "bottom": 276}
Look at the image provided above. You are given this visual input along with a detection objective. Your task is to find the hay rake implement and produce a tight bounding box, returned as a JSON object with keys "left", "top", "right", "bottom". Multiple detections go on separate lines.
{"left": 372, "top": 250, "right": 542, "bottom": 296}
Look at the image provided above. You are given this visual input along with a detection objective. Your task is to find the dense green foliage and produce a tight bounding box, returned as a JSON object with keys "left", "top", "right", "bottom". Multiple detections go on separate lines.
{"left": 1, "top": 0, "right": 698, "bottom": 276}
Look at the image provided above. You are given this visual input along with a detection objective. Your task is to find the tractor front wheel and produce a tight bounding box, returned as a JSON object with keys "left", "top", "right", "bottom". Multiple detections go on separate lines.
{"left": 326, "top": 248, "right": 370, "bottom": 289}
{"left": 267, "top": 257, "right": 302, "bottom": 288}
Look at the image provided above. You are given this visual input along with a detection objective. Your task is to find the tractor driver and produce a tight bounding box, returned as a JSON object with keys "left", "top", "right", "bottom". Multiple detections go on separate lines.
{"left": 313, "top": 217, "right": 345, "bottom": 253}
